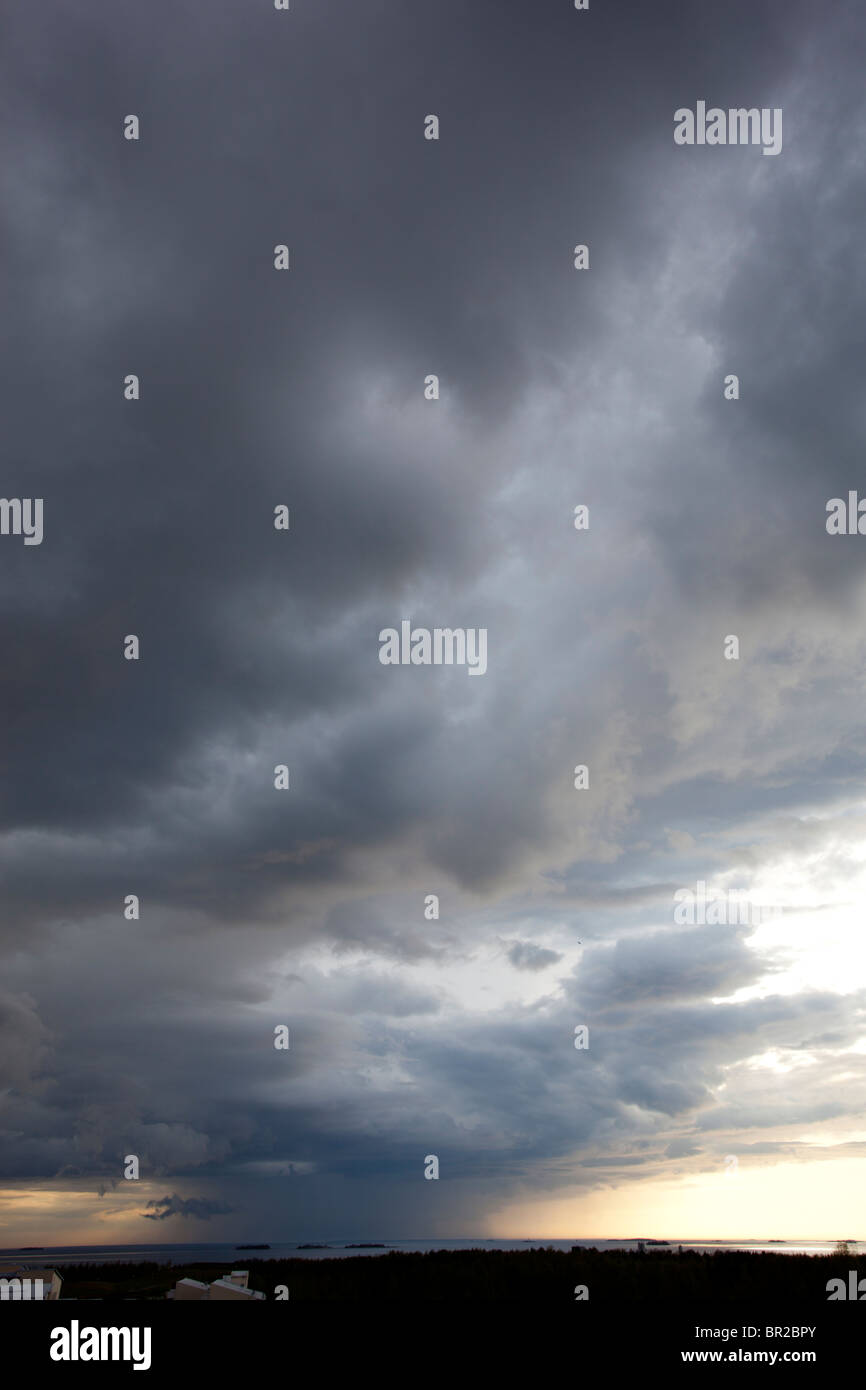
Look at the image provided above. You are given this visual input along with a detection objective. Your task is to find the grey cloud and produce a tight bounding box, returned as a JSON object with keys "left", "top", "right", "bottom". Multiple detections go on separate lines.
{"left": 505, "top": 941, "right": 564, "bottom": 972}
{"left": 142, "top": 1193, "right": 234, "bottom": 1222}
{"left": 2, "top": 0, "right": 865, "bottom": 1240}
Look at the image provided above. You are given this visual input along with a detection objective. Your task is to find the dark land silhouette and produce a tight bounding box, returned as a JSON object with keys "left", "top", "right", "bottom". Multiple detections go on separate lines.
{"left": 51, "top": 1247, "right": 863, "bottom": 1301}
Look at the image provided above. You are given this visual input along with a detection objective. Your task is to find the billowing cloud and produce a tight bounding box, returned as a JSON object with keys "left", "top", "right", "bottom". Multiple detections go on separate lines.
{"left": 142, "top": 1194, "right": 234, "bottom": 1222}
{"left": 1, "top": 0, "right": 865, "bottom": 1245}
{"left": 505, "top": 941, "right": 564, "bottom": 972}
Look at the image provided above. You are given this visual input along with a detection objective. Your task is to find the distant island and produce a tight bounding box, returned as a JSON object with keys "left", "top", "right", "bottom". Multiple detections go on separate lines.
{"left": 236, "top": 1243, "right": 270, "bottom": 1250}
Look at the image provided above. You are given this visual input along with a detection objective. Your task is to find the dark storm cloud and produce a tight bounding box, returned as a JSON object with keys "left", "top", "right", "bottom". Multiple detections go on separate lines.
{"left": 142, "top": 1193, "right": 234, "bottom": 1221}
{"left": 3, "top": 0, "right": 866, "bottom": 1239}
{"left": 0, "top": 989, "right": 51, "bottom": 1090}
{"left": 0, "top": 0, "right": 821, "bottom": 903}
{"left": 505, "top": 941, "right": 564, "bottom": 971}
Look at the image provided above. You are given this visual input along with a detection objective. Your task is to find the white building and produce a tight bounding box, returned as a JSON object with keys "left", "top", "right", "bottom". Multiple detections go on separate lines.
{"left": 169, "top": 1270, "right": 265, "bottom": 1301}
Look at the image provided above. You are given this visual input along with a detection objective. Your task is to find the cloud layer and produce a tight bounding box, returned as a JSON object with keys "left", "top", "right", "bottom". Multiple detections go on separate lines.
{"left": 2, "top": 0, "right": 866, "bottom": 1242}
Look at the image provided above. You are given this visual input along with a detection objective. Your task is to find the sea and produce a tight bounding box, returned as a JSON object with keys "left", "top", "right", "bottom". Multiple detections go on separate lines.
{"left": 0, "top": 1238, "right": 859, "bottom": 1268}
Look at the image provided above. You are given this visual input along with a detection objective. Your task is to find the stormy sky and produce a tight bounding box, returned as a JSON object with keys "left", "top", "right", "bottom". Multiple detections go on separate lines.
{"left": 3, "top": 0, "right": 866, "bottom": 1245}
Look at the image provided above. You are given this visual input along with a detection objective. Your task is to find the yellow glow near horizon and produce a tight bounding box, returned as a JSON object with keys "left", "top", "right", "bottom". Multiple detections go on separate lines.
{"left": 0, "top": 1185, "right": 162, "bottom": 1247}
{"left": 2, "top": 1157, "right": 864, "bottom": 1247}
{"left": 489, "top": 1157, "right": 866, "bottom": 1241}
